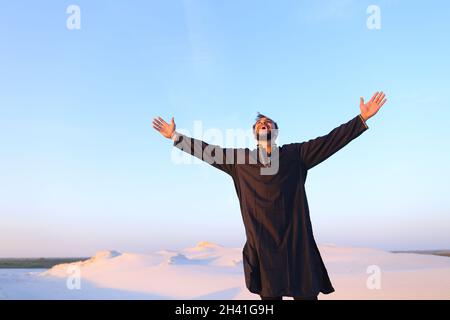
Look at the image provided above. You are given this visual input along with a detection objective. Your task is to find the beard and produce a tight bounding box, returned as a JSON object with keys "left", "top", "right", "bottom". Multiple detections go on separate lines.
{"left": 256, "top": 131, "right": 272, "bottom": 142}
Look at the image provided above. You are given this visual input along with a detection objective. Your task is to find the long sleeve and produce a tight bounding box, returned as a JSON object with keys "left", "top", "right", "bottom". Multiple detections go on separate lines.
{"left": 172, "top": 132, "right": 237, "bottom": 176}
{"left": 299, "top": 114, "right": 369, "bottom": 170}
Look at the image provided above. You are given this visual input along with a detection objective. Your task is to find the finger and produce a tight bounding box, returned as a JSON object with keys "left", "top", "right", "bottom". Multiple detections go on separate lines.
{"left": 153, "top": 119, "right": 164, "bottom": 127}
{"left": 158, "top": 117, "right": 168, "bottom": 125}
{"left": 152, "top": 120, "right": 163, "bottom": 128}
{"left": 171, "top": 117, "right": 174, "bottom": 124}
{"left": 379, "top": 98, "right": 387, "bottom": 108}
{"left": 360, "top": 97, "right": 364, "bottom": 106}
{"left": 374, "top": 91, "right": 382, "bottom": 103}
{"left": 370, "top": 92, "right": 379, "bottom": 103}
{"left": 152, "top": 125, "right": 161, "bottom": 131}
{"left": 375, "top": 92, "right": 384, "bottom": 103}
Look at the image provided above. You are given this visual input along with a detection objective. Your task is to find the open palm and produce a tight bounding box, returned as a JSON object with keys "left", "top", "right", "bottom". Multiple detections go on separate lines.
{"left": 152, "top": 116, "right": 175, "bottom": 139}
{"left": 360, "top": 91, "right": 387, "bottom": 121}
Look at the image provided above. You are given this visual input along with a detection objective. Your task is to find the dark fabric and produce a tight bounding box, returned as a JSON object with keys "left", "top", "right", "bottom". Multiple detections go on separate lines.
{"left": 260, "top": 295, "right": 283, "bottom": 300}
{"left": 293, "top": 295, "right": 318, "bottom": 300}
{"left": 260, "top": 295, "right": 318, "bottom": 300}
{"left": 173, "top": 115, "right": 368, "bottom": 297}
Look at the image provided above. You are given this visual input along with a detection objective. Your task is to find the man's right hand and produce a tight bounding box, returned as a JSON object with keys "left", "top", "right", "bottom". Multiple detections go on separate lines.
{"left": 152, "top": 116, "right": 176, "bottom": 139}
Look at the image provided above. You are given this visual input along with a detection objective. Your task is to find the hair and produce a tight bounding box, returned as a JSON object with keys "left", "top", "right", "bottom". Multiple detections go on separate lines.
{"left": 252, "top": 112, "right": 279, "bottom": 131}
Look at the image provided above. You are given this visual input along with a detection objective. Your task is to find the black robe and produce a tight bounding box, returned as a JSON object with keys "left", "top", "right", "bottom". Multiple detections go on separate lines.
{"left": 173, "top": 114, "right": 369, "bottom": 297}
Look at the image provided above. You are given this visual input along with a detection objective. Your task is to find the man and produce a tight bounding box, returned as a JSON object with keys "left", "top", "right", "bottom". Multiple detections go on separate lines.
{"left": 152, "top": 92, "right": 387, "bottom": 300}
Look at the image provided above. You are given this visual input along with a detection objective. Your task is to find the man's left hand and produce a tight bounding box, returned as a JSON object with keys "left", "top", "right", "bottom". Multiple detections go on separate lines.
{"left": 360, "top": 91, "right": 387, "bottom": 121}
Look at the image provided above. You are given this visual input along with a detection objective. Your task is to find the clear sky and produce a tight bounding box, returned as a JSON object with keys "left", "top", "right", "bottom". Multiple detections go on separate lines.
{"left": 1, "top": 0, "right": 449, "bottom": 257}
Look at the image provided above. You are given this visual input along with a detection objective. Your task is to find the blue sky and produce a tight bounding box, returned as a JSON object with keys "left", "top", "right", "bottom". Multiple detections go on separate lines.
{"left": 1, "top": 0, "right": 449, "bottom": 257}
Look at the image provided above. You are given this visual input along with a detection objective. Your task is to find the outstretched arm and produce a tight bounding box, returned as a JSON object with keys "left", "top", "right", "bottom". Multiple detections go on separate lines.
{"left": 299, "top": 92, "right": 387, "bottom": 170}
{"left": 152, "top": 116, "right": 236, "bottom": 176}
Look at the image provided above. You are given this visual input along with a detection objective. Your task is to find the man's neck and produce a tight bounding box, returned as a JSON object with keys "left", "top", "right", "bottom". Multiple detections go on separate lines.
{"left": 258, "top": 140, "right": 276, "bottom": 154}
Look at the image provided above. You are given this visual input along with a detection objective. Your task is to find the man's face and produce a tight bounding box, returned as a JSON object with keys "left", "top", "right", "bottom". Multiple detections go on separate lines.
{"left": 254, "top": 117, "right": 276, "bottom": 142}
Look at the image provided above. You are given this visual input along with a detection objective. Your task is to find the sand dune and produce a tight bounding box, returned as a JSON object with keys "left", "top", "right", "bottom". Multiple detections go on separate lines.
{"left": 1, "top": 241, "right": 449, "bottom": 299}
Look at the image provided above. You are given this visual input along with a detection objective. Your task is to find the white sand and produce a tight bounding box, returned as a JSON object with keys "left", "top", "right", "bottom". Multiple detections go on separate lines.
{"left": 1, "top": 241, "right": 449, "bottom": 299}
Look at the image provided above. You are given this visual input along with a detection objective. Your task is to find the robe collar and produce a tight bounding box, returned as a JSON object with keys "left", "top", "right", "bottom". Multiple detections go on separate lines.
{"left": 256, "top": 142, "right": 278, "bottom": 166}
